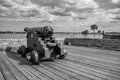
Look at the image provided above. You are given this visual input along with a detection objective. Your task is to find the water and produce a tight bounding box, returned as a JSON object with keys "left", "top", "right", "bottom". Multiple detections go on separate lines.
{"left": 0, "top": 34, "right": 103, "bottom": 39}
{"left": 0, "top": 34, "right": 26, "bottom": 39}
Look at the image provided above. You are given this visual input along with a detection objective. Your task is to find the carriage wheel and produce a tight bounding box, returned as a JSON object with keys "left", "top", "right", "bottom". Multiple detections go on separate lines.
{"left": 6, "top": 47, "right": 12, "bottom": 52}
{"left": 17, "top": 47, "right": 22, "bottom": 54}
{"left": 59, "top": 51, "right": 67, "bottom": 59}
{"left": 31, "top": 50, "right": 39, "bottom": 65}
{"left": 21, "top": 45, "right": 27, "bottom": 57}
{"left": 59, "top": 54, "right": 66, "bottom": 59}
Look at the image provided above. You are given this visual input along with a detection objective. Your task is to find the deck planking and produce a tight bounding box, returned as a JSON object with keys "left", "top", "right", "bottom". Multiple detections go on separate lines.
{"left": 0, "top": 46, "right": 120, "bottom": 80}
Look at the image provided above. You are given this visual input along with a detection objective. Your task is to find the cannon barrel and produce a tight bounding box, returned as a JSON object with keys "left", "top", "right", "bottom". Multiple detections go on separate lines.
{"left": 24, "top": 26, "right": 54, "bottom": 38}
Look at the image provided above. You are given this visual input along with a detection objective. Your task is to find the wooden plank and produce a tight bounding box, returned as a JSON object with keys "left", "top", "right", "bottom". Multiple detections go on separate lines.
{"left": 65, "top": 58, "right": 120, "bottom": 76}
{"left": 0, "top": 68, "right": 5, "bottom": 80}
{"left": 0, "top": 44, "right": 119, "bottom": 80}
{"left": 32, "top": 65, "right": 65, "bottom": 80}
{"left": 74, "top": 46, "right": 120, "bottom": 57}
{"left": 57, "top": 60, "right": 120, "bottom": 80}
{"left": 66, "top": 55, "right": 120, "bottom": 73}
{"left": 77, "top": 48, "right": 120, "bottom": 59}
{"left": 67, "top": 54, "right": 120, "bottom": 70}
{"left": 63, "top": 46, "right": 120, "bottom": 57}
{"left": 4, "top": 52, "right": 40, "bottom": 80}
{"left": 5, "top": 51, "right": 82, "bottom": 80}
{"left": 40, "top": 64, "right": 79, "bottom": 80}
{"left": 47, "top": 61, "right": 106, "bottom": 80}
{"left": 67, "top": 49, "right": 120, "bottom": 63}
{"left": 69, "top": 52, "right": 120, "bottom": 64}
{"left": 42, "top": 62, "right": 92, "bottom": 80}
{"left": 7, "top": 51, "right": 52, "bottom": 80}
{"left": 0, "top": 58, "right": 16, "bottom": 80}
{"left": 0, "top": 52, "right": 28, "bottom": 80}
{"left": 23, "top": 65, "right": 51, "bottom": 80}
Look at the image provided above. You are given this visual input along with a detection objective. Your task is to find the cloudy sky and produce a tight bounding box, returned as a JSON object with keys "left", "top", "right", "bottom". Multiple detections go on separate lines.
{"left": 0, "top": 0, "right": 120, "bottom": 32}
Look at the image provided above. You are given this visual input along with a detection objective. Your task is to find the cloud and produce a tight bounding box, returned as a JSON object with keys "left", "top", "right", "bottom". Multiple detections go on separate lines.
{"left": 18, "top": 9, "right": 39, "bottom": 17}
{"left": 112, "top": 0, "right": 120, "bottom": 4}
{"left": 0, "top": 0, "right": 55, "bottom": 22}
{"left": 0, "top": 13, "right": 7, "bottom": 17}
{"left": 111, "top": 0, "right": 120, "bottom": 8}
{"left": 38, "top": 0, "right": 99, "bottom": 18}
{"left": 112, "top": 14, "right": 120, "bottom": 20}
{"left": 50, "top": 11, "right": 70, "bottom": 16}
{"left": 0, "top": 0, "right": 12, "bottom": 8}
{"left": 0, "top": 0, "right": 116, "bottom": 25}
{"left": 64, "top": 0, "right": 99, "bottom": 9}
{"left": 0, "top": 0, "right": 100, "bottom": 23}
{"left": 0, "top": 0, "right": 38, "bottom": 15}
{"left": 94, "top": 0, "right": 120, "bottom": 9}
{"left": 106, "top": 8, "right": 120, "bottom": 21}
{"left": 114, "top": 16, "right": 120, "bottom": 20}
{"left": 47, "top": 7, "right": 71, "bottom": 16}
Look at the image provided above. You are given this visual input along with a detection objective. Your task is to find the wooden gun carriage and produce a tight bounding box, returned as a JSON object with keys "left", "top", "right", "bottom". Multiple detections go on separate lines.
{"left": 17, "top": 26, "right": 67, "bottom": 65}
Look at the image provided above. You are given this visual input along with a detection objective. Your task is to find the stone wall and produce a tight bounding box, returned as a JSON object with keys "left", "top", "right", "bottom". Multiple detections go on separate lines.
{"left": 64, "top": 38, "right": 120, "bottom": 51}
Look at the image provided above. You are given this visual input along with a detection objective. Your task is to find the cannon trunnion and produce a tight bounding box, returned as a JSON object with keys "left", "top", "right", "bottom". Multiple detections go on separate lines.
{"left": 18, "top": 26, "right": 67, "bottom": 65}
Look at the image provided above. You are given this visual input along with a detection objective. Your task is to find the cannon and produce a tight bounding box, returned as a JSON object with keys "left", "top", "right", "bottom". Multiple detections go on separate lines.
{"left": 24, "top": 26, "right": 54, "bottom": 38}
{"left": 17, "top": 26, "right": 67, "bottom": 65}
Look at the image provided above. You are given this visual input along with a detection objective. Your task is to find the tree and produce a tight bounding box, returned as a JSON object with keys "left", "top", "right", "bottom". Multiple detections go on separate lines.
{"left": 82, "top": 30, "right": 89, "bottom": 38}
{"left": 97, "top": 30, "right": 101, "bottom": 34}
{"left": 102, "top": 31, "right": 105, "bottom": 35}
{"left": 90, "top": 24, "right": 98, "bottom": 39}
{"left": 97, "top": 30, "right": 101, "bottom": 39}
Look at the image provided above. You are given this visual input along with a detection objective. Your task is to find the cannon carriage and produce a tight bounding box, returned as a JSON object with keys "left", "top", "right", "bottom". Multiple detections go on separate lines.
{"left": 17, "top": 26, "right": 67, "bottom": 65}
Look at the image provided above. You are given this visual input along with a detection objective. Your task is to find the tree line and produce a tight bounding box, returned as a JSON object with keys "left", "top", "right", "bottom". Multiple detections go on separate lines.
{"left": 81, "top": 24, "right": 105, "bottom": 39}
{"left": 0, "top": 31, "right": 25, "bottom": 34}
{"left": 0, "top": 31, "right": 83, "bottom": 34}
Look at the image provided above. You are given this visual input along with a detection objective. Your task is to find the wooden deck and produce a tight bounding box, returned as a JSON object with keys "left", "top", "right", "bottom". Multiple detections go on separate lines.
{"left": 0, "top": 46, "right": 120, "bottom": 80}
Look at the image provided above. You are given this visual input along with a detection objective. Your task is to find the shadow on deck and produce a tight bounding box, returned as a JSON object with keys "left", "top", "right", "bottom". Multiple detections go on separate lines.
{"left": 5, "top": 51, "right": 54, "bottom": 65}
